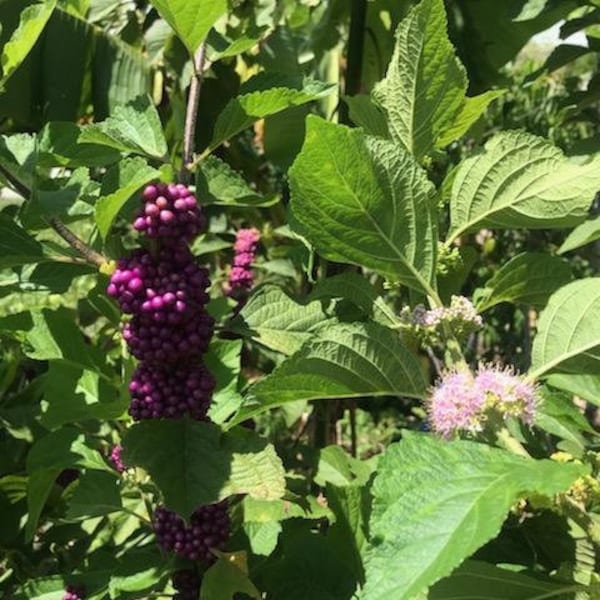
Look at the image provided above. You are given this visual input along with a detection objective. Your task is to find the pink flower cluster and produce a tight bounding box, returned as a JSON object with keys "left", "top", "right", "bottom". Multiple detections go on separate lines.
{"left": 110, "top": 444, "right": 126, "bottom": 473}
{"left": 427, "top": 365, "right": 538, "bottom": 439}
{"left": 227, "top": 228, "right": 260, "bottom": 298}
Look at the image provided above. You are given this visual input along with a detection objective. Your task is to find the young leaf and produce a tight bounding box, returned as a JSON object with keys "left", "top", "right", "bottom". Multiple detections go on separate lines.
{"left": 447, "top": 131, "right": 600, "bottom": 243}
{"left": 78, "top": 95, "right": 168, "bottom": 160}
{"left": 373, "top": 0, "right": 496, "bottom": 159}
{"left": 530, "top": 279, "right": 600, "bottom": 379}
{"left": 429, "top": 560, "right": 578, "bottom": 599}
{"left": 149, "top": 0, "right": 227, "bottom": 56}
{"left": 289, "top": 116, "right": 437, "bottom": 294}
{"left": 230, "top": 285, "right": 338, "bottom": 356}
{"left": 558, "top": 214, "right": 600, "bottom": 254}
{"left": 0, "top": 0, "right": 57, "bottom": 88}
{"left": 361, "top": 432, "right": 586, "bottom": 600}
{"left": 235, "top": 322, "right": 427, "bottom": 423}
{"left": 196, "top": 155, "right": 278, "bottom": 207}
{"left": 208, "top": 74, "right": 335, "bottom": 151}
{"left": 95, "top": 156, "right": 159, "bottom": 238}
{"left": 476, "top": 252, "right": 572, "bottom": 312}
{"left": 122, "top": 420, "right": 285, "bottom": 516}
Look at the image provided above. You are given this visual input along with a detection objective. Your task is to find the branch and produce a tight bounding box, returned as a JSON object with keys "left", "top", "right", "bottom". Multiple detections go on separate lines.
{"left": 181, "top": 43, "right": 207, "bottom": 183}
{"left": 0, "top": 163, "right": 107, "bottom": 268}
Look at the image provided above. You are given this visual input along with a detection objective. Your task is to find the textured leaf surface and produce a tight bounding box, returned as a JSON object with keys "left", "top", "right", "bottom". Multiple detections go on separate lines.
{"left": 476, "top": 252, "right": 572, "bottom": 311}
{"left": 79, "top": 95, "right": 167, "bottom": 159}
{"left": 531, "top": 279, "right": 600, "bottom": 378}
{"left": 123, "top": 421, "right": 285, "bottom": 516}
{"left": 559, "top": 215, "right": 600, "bottom": 254}
{"left": 209, "top": 74, "right": 334, "bottom": 150}
{"left": 196, "top": 155, "right": 277, "bottom": 207}
{"left": 361, "top": 432, "right": 586, "bottom": 600}
{"left": 289, "top": 116, "right": 437, "bottom": 293}
{"left": 95, "top": 157, "right": 159, "bottom": 238}
{"left": 230, "top": 285, "right": 338, "bottom": 355}
{"left": 448, "top": 131, "right": 600, "bottom": 242}
{"left": 0, "top": 0, "right": 57, "bottom": 87}
{"left": 429, "top": 560, "right": 577, "bottom": 599}
{"left": 235, "top": 322, "right": 426, "bottom": 423}
{"left": 373, "top": 0, "right": 492, "bottom": 159}
{"left": 149, "top": 0, "right": 226, "bottom": 55}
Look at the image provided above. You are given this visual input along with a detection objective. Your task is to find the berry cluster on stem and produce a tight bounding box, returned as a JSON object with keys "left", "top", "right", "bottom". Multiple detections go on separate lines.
{"left": 226, "top": 228, "right": 260, "bottom": 303}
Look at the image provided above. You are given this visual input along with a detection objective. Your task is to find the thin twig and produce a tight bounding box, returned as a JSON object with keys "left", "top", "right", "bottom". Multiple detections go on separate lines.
{"left": 0, "top": 163, "right": 106, "bottom": 268}
{"left": 181, "top": 43, "right": 207, "bottom": 183}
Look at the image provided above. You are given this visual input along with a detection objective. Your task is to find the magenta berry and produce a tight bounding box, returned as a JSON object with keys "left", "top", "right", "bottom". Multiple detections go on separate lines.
{"left": 227, "top": 228, "right": 260, "bottom": 298}
{"left": 128, "top": 363, "right": 215, "bottom": 421}
{"left": 63, "top": 585, "right": 85, "bottom": 600}
{"left": 154, "top": 502, "right": 230, "bottom": 562}
{"left": 133, "top": 183, "right": 205, "bottom": 241}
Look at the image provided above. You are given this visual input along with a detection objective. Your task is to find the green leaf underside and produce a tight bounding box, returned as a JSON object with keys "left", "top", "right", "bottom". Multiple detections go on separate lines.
{"left": 361, "top": 432, "right": 586, "bottom": 600}
{"left": 448, "top": 131, "right": 600, "bottom": 242}
{"left": 531, "top": 278, "right": 600, "bottom": 378}
{"left": 148, "top": 0, "right": 227, "bottom": 56}
{"left": 122, "top": 420, "right": 285, "bottom": 516}
{"left": 209, "top": 74, "right": 334, "bottom": 151}
{"left": 289, "top": 116, "right": 437, "bottom": 294}
{"left": 373, "top": 0, "right": 493, "bottom": 159}
{"left": 429, "top": 560, "right": 577, "bottom": 599}
{"left": 476, "top": 252, "right": 572, "bottom": 312}
{"left": 1, "top": 0, "right": 57, "bottom": 87}
{"left": 234, "top": 322, "right": 427, "bottom": 424}
{"left": 558, "top": 214, "right": 600, "bottom": 254}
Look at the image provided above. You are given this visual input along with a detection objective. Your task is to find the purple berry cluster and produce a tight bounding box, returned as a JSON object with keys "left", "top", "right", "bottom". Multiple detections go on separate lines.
{"left": 107, "top": 182, "right": 216, "bottom": 421}
{"left": 110, "top": 444, "right": 126, "bottom": 473}
{"left": 153, "top": 502, "right": 230, "bottom": 562}
{"left": 172, "top": 569, "right": 201, "bottom": 600}
{"left": 133, "top": 183, "right": 205, "bottom": 241}
{"left": 128, "top": 363, "right": 215, "bottom": 420}
{"left": 226, "top": 228, "right": 260, "bottom": 298}
{"left": 63, "top": 585, "right": 85, "bottom": 600}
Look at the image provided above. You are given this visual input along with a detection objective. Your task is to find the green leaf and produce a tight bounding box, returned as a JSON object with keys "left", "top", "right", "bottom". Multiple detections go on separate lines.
{"left": 243, "top": 520, "right": 282, "bottom": 556}
{"left": 40, "top": 362, "right": 126, "bottom": 429}
{"left": 122, "top": 420, "right": 285, "bottom": 516}
{"left": 24, "top": 309, "right": 108, "bottom": 375}
{"left": 209, "top": 73, "right": 335, "bottom": 151}
{"left": 315, "top": 446, "right": 375, "bottom": 488}
{"left": 476, "top": 252, "right": 572, "bottom": 312}
{"left": 447, "top": 132, "right": 600, "bottom": 243}
{"left": 530, "top": 279, "right": 600, "bottom": 379}
{"left": 373, "top": 0, "right": 493, "bottom": 159}
{"left": 230, "top": 285, "right": 337, "bottom": 356}
{"left": 95, "top": 156, "right": 159, "bottom": 238}
{"left": 206, "top": 339, "right": 243, "bottom": 425}
{"left": 0, "top": 213, "right": 45, "bottom": 267}
{"left": 361, "top": 432, "right": 586, "bottom": 600}
{"left": 435, "top": 90, "right": 504, "bottom": 148}
{"left": 196, "top": 155, "right": 278, "bottom": 207}
{"left": 37, "top": 122, "right": 121, "bottom": 167}
{"left": 66, "top": 470, "right": 122, "bottom": 519}
{"left": 0, "top": 0, "right": 57, "bottom": 87}
{"left": 429, "top": 560, "right": 577, "bottom": 599}
{"left": 558, "top": 215, "right": 600, "bottom": 254}
{"left": 13, "top": 576, "right": 65, "bottom": 600}
{"left": 200, "top": 558, "right": 261, "bottom": 600}
{"left": 344, "top": 94, "right": 389, "bottom": 138}
{"left": 547, "top": 373, "right": 600, "bottom": 407}
{"left": 289, "top": 116, "right": 437, "bottom": 294}
{"left": 236, "top": 322, "right": 427, "bottom": 423}
{"left": 149, "top": 0, "right": 227, "bottom": 56}
{"left": 79, "top": 95, "right": 168, "bottom": 159}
